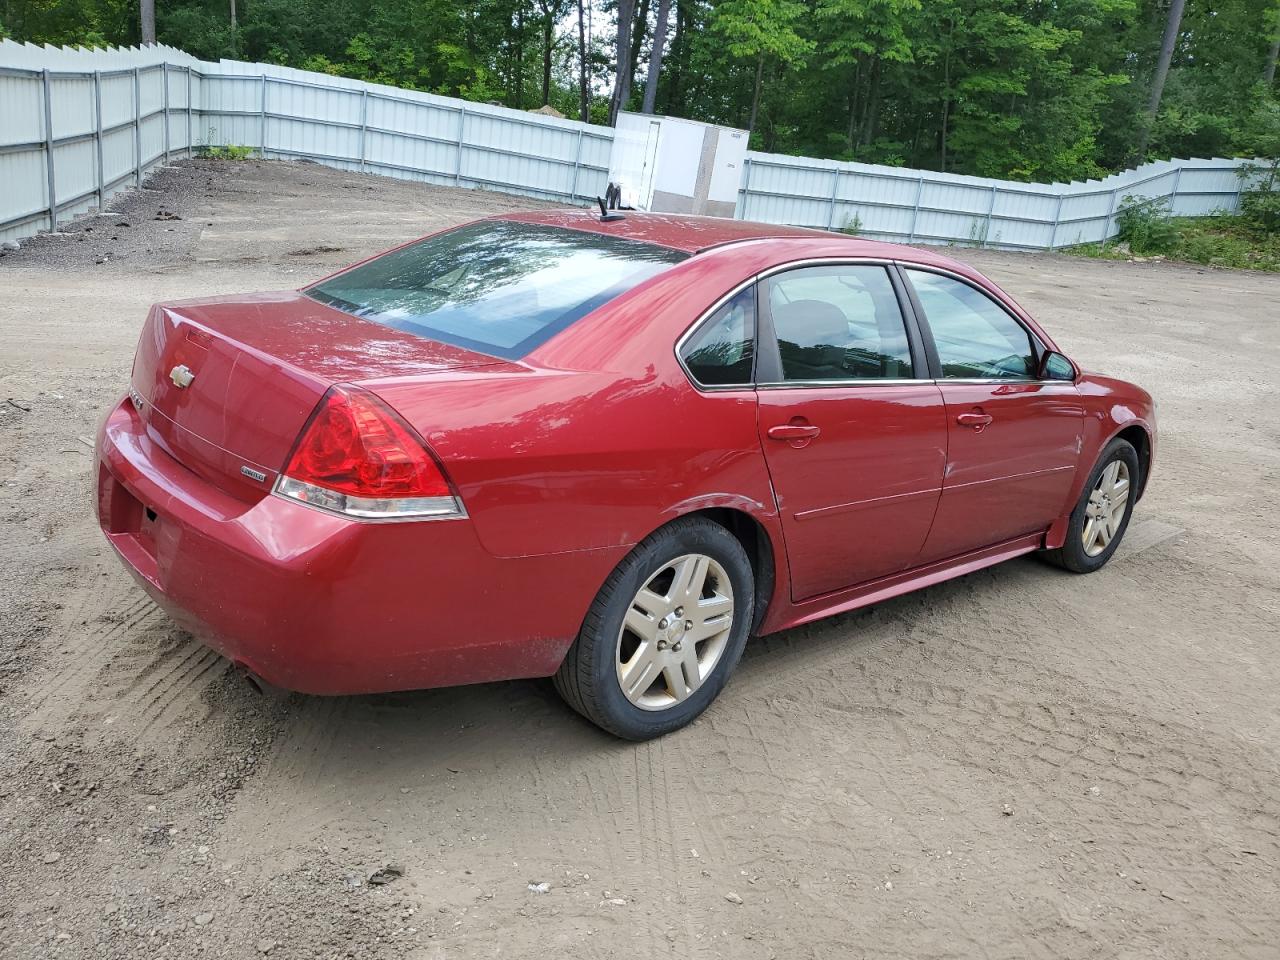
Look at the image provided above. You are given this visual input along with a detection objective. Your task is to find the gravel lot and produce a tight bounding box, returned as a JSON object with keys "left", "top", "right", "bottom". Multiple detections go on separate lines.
{"left": 1, "top": 159, "right": 1277, "bottom": 960}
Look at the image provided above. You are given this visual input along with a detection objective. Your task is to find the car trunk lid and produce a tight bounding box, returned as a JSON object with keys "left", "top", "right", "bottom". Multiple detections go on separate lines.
{"left": 130, "top": 291, "right": 507, "bottom": 502}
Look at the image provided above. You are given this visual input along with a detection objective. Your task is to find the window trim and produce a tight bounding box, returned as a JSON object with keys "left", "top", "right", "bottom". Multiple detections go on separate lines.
{"left": 895, "top": 263, "right": 1054, "bottom": 383}
{"left": 675, "top": 257, "right": 937, "bottom": 393}
{"left": 674, "top": 257, "right": 1079, "bottom": 393}
{"left": 674, "top": 275, "right": 762, "bottom": 391}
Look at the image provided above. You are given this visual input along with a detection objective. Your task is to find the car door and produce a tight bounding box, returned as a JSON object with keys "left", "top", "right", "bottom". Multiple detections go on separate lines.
{"left": 752, "top": 263, "right": 948, "bottom": 601}
{"left": 902, "top": 267, "right": 1085, "bottom": 563}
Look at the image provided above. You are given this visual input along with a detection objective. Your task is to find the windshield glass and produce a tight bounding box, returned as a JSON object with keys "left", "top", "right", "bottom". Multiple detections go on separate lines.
{"left": 305, "top": 220, "right": 688, "bottom": 359}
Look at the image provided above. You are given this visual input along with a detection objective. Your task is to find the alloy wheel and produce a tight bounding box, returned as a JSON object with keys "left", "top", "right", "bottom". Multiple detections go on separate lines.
{"left": 1082, "top": 459, "right": 1130, "bottom": 557}
{"left": 615, "top": 554, "right": 735, "bottom": 711}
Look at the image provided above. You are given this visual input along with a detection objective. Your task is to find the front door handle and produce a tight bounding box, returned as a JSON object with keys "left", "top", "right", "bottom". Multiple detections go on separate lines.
{"left": 767, "top": 423, "right": 821, "bottom": 441}
{"left": 956, "top": 412, "right": 994, "bottom": 428}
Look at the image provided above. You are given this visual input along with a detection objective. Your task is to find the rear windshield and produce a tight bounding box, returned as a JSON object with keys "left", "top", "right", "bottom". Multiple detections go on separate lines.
{"left": 305, "top": 220, "right": 688, "bottom": 359}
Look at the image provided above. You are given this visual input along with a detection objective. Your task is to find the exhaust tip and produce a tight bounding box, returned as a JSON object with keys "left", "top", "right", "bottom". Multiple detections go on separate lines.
{"left": 233, "top": 662, "right": 267, "bottom": 695}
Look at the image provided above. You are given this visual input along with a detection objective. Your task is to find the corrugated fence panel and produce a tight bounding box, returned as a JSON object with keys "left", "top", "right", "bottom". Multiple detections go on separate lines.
{"left": 101, "top": 125, "right": 137, "bottom": 190}
{"left": 0, "top": 150, "right": 47, "bottom": 240}
{"left": 0, "top": 40, "right": 1259, "bottom": 249}
{"left": 267, "top": 114, "right": 361, "bottom": 164}
{"left": 0, "top": 72, "right": 45, "bottom": 145}
{"left": 737, "top": 151, "right": 1257, "bottom": 250}
{"left": 48, "top": 75, "right": 94, "bottom": 141}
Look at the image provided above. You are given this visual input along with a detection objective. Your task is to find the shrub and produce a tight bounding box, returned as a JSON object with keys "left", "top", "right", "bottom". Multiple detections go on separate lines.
{"left": 1239, "top": 190, "right": 1280, "bottom": 236}
{"left": 1115, "top": 196, "right": 1178, "bottom": 254}
{"left": 199, "top": 144, "right": 255, "bottom": 161}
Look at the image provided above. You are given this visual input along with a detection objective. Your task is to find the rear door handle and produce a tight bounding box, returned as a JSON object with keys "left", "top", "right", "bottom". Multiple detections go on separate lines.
{"left": 767, "top": 423, "right": 821, "bottom": 441}
{"left": 956, "top": 412, "right": 993, "bottom": 428}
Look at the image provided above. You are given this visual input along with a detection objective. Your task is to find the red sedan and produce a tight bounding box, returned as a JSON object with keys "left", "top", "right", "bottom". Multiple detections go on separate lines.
{"left": 96, "top": 210, "right": 1155, "bottom": 739}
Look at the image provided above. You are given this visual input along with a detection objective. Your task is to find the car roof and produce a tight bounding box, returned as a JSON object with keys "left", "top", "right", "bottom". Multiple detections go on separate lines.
{"left": 492, "top": 208, "right": 970, "bottom": 270}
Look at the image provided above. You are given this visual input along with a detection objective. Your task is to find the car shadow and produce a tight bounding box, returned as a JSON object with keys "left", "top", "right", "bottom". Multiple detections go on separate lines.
{"left": 246, "top": 555, "right": 1063, "bottom": 787}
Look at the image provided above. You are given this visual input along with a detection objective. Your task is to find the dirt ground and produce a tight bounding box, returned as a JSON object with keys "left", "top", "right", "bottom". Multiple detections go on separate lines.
{"left": 0, "top": 159, "right": 1277, "bottom": 960}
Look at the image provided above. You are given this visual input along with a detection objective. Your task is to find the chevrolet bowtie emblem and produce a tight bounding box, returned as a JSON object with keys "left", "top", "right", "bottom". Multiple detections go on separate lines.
{"left": 169, "top": 364, "right": 196, "bottom": 389}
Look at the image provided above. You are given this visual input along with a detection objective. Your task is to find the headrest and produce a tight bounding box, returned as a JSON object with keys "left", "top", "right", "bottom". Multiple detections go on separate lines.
{"left": 772, "top": 299, "right": 847, "bottom": 349}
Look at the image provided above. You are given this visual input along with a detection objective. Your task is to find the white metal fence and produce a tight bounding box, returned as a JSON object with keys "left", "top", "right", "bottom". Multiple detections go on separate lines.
{"left": 0, "top": 41, "right": 612, "bottom": 245}
{"left": 0, "top": 40, "right": 1261, "bottom": 250}
{"left": 738, "top": 151, "right": 1256, "bottom": 250}
{"left": 0, "top": 43, "right": 204, "bottom": 243}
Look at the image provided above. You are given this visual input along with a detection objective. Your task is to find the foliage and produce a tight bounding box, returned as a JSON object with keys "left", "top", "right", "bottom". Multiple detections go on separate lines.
{"left": 839, "top": 213, "right": 863, "bottom": 235}
{"left": 1115, "top": 196, "right": 1179, "bottom": 254}
{"left": 200, "top": 144, "right": 256, "bottom": 160}
{"left": 1234, "top": 97, "right": 1280, "bottom": 234}
{"left": 3, "top": 0, "right": 1278, "bottom": 183}
{"left": 1069, "top": 214, "right": 1280, "bottom": 271}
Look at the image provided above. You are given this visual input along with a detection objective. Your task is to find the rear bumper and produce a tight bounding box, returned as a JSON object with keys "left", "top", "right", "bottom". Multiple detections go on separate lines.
{"left": 95, "top": 397, "right": 623, "bottom": 695}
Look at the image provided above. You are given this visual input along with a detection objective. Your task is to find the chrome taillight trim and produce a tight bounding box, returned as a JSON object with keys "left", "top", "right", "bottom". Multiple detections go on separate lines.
{"left": 273, "top": 476, "right": 467, "bottom": 522}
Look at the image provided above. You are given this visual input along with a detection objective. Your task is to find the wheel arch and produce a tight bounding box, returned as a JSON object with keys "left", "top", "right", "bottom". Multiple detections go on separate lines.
{"left": 686, "top": 507, "right": 777, "bottom": 633}
{"left": 1113, "top": 423, "right": 1153, "bottom": 500}
{"left": 628, "top": 499, "right": 785, "bottom": 635}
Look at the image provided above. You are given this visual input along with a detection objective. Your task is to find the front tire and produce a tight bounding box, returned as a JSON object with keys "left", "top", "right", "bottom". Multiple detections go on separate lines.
{"left": 1042, "top": 437, "right": 1140, "bottom": 573}
{"left": 554, "top": 517, "right": 754, "bottom": 740}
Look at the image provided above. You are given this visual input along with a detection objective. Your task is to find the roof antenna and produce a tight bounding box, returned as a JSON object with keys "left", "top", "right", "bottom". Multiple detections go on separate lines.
{"left": 597, "top": 185, "right": 625, "bottom": 222}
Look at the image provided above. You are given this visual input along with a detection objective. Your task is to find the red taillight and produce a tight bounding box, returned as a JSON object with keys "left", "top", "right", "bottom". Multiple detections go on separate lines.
{"left": 275, "top": 385, "right": 463, "bottom": 520}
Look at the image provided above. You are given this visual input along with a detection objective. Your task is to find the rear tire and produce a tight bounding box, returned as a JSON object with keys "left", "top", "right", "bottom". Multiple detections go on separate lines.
{"left": 1042, "top": 437, "right": 1140, "bottom": 573}
{"left": 554, "top": 517, "right": 754, "bottom": 740}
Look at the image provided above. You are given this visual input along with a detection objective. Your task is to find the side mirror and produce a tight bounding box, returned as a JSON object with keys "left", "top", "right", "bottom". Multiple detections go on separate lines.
{"left": 1039, "top": 350, "right": 1076, "bottom": 382}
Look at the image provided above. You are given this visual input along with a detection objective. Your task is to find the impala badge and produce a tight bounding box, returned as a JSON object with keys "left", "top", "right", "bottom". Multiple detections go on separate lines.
{"left": 169, "top": 364, "right": 196, "bottom": 389}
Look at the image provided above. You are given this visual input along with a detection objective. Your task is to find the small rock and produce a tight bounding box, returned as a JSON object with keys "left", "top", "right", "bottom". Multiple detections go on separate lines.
{"left": 42, "top": 852, "right": 61, "bottom": 865}
{"left": 527, "top": 881, "right": 551, "bottom": 894}
{"left": 605, "top": 897, "right": 627, "bottom": 906}
{"left": 1088, "top": 786, "right": 1101, "bottom": 796}
{"left": 1001, "top": 803, "right": 1014, "bottom": 816}
{"left": 724, "top": 892, "right": 743, "bottom": 905}
{"left": 884, "top": 880, "right": 893, "bottom": 891}
{"left": 1, "top": 240, "right": 19, "bottom": 251}
{"left": 368, "top": 864, "right": 403, "bottom": 886}
{"left": 256, "top": 939, "right": 277, "bottom": 954}
{"left": 194, "top": 912, "right": 214, "bottom": 926}
{"left": 115, "top": 221, "right": 130, "bottom": 228}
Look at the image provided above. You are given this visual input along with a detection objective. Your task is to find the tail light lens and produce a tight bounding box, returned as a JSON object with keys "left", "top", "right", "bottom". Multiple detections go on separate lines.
{"left": 274, "top": 385, "right": 464, "bottom": 520}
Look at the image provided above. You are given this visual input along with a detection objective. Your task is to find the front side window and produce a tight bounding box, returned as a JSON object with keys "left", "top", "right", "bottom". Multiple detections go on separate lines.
{"left": 764, "top": 265, "right": 914, "bottom": 382}
{"left": 307, "top": 221, "right": 687, "bottom": 360}
{"left": 906, "top": 270, "right": 1036, "bottom": 379}
{"left": 680, "top": 287, "right": 755, "bottom": 387}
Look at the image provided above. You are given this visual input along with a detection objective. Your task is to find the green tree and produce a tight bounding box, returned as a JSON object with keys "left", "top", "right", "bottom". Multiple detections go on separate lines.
{"left": 712, "top": 0, "right": 813, "bottom": 133}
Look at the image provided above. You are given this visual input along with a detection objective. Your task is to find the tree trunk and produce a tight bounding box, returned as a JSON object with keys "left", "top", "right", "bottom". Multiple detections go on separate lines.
{"left": 845, "top": 60, "right": 862, "bottom": 150}
{"left": 541, "top": 4, "right": 553, "bottom": 107}
{"left": 859, "top": 57, "right": 881, "bottom": 149}
{"left": 577, "top": 0, "right": 590, "bottom": 121}
{"left": 610, "top": 0, "right": 637, "bottom": 123}
{"left": 628, "top": 0, "right": 650, "bottom": 103}
{"left": 140, "top": 0, "right": 156, "bottom": 44}
{"left": 1146, "top": 0, "right": 1186, "bottom": 117}
{"left": 1266, "top": 35, "right": 1279, "bottom": 85}
{"left": 748, "top": 53, "right": 764, "bottom": 133}
{"left": 514, "top": 7, "right": 525, "bottom": 109}
{"left": 663, "top": 0, "right": 688, "bottom": 115}
{"left": 940, "top": 38, "right": 951, "bottom": 170}
{"left": 641, "top": 0, "right": 671, "bottom": 113}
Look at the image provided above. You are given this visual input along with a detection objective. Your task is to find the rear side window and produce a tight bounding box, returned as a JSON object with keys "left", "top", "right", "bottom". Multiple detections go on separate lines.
{"left": 307, "top": 221, "right": 687, "bottom": 360}
{"left": 764, "top": 265, "right": 914, "bottom": 381}
{"left": 906, "top": 269, "right": 1036, "bottom": 379}
{"left": 680, "top": 287, "right": 755, "bottom": 386}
